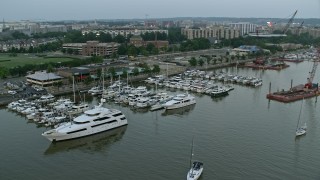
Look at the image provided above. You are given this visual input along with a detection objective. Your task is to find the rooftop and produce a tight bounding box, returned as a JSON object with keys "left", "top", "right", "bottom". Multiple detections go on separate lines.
{"left": 26, "top": 71, "right": 62, "bottom": 81}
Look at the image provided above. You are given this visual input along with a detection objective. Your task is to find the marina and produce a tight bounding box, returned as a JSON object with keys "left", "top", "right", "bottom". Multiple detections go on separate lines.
{"left": 1, "top": 60, "right": 320, "bottom": 179}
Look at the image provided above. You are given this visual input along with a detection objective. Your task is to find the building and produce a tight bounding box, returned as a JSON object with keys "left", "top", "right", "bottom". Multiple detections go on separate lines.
{"left": 145, "top": 41, "right": 169, "bottom": 49}
{"left": 26, "top": 71, "right": 63, "bottom": 87}
{"left": 229, "top": 22, "right": 257, "bottom": 36}
{"left": 82, "top": 29, "right": 168, "bottom": 38}
{"left": 63, "top": 41, "right": 120, "bottom": 56}
{"left": 82, "top": 41, "right": 119, "bottom": 56}
{"left": 57, "top": 67, "right": 91, "bottom": 80}
{"left": 130, "top": 35, "right": 144, "bottom": 47}
{"left": 181, "top": 26, "right": 240, "bottom": 40}
{"left": 129, "top": 35, "right": 169, "bottom": 48}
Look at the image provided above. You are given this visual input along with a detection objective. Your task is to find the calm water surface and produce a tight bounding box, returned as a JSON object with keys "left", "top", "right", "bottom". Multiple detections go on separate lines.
{"left": 1, "top": 61, "right": 320, "bottom": 180}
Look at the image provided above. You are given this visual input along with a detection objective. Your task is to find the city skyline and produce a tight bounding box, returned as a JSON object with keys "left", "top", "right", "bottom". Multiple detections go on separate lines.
{"left": 1, "top": 0, "right": 320, "bottom": 21}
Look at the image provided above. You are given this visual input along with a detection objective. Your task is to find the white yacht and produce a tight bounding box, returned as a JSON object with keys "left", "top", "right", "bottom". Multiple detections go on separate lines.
{"left": 162, "top": 93, "right": 196, "bottom": 110}
{"left": 42, "top": 100, "right": 128, "bottom": 142}
{"left": 68, "top": 103, "right": 90, "bottom": 115}
{"left": 37, "top": 94, "right": 55, "bottom": 103}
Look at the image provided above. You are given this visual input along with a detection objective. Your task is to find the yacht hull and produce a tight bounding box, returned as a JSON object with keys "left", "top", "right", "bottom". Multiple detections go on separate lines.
{"left": 42, "top": 121, "right": 128, "bottom": 142}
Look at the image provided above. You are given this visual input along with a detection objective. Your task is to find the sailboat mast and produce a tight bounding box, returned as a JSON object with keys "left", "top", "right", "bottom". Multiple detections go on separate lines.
{"left": 118, "top": 75, "right": 121, "bottom": 93}
{"left": 296, "top": 99, "right": 304, "bottom": 130}
{"left": 102, "top": 68, "right": 105, "bottom": 93}
{"left": 190, "top": 136, "right": 194, "bottom": 168}
{"left": 73, "top": 75, "right": 75, "bottom": 103}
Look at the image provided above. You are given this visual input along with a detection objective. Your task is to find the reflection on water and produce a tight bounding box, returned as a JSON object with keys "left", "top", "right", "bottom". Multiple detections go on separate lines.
{"left": 161, "top": 104, "right": 195, "bottom": 116}
{"left": 44, "top": 126, "right": 127, "bottom": 155}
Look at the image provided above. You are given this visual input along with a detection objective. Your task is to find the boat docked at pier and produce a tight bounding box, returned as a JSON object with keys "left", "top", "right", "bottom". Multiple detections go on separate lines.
{"left": 162, "top": 93, "right": 196, "bottom": 110}
{"left": 42, "top": 99, "right": 128, "bottom": 142}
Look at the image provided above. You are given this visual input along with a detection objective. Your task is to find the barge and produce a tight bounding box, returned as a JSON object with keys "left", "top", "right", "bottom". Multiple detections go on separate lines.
{"left": 266, "top": 84, "right": 319, "bottom": 103}
{"left": 243, "top": 62, "right": 289, "bottom": 70}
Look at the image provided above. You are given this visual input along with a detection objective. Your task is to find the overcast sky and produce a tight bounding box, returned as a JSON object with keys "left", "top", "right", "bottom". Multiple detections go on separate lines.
{"left": 1, "top": 0, "right": 320, "bottom": 21}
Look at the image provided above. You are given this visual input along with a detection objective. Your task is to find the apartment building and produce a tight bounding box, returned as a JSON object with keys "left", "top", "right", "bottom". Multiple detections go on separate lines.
{"left": 181, "top": 26, "right": 240, "bottom": 40}
{"left": 229, "top": 22, "right": 257, "bottom": 36}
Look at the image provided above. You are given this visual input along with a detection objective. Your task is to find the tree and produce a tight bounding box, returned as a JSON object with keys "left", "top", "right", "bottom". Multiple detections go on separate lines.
{"left": 141, "top": 63, "right": 151, "bottom": 74}
{"left": 117, "top": 44, "right": 127, "bottom": 55}
{"left": 121, "top": 69, "right": 128, "bottom": 78}
{"left": 146, "top": 43, "right": 155, "bottom": 52}
{"left": 111, "top": 52, "right": 118, "bottom": 60}
{"left": 133, "top": 67, "right": 139, "bottom": 76}
{"left": 188, "top": 57, "right": 197, "bottom": 66}
{"left": 99, "top": 32, "right": 112, "bottom": 42}
{"left": 96, "top": 68, "right": 102, "bottom": 78}
{"left": 152, "top": 65, "right": 161, "bottom": 74}
{"left": 47, "top": 64, "right": 54, "bottom": 73}
{"left": 113, "top": 34, "right": 126, "bottom": 43}
{"left": 0, "top": 67, "right": 9, "bottom": 78}
{"left": 108, "top": 67, "right": 116, "bottom": 77}
{"left": 127, "top": 45, "right": 137, "bottom": 57}
{"left": 198, "top": 59, "right": 204, "bottom": 66}
{"left": 84, "top": 76, "right": 93, "bottom": 86}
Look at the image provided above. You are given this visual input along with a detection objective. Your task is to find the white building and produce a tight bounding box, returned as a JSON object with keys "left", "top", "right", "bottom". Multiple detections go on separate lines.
{"left": 181, "top": 26, "right": 240, "bottom": 40}
{"left": 82, "top": 29, "right": 168, "bottom": 38}
{"left": 229, "top": 22, "right": 257, "bottom": 36}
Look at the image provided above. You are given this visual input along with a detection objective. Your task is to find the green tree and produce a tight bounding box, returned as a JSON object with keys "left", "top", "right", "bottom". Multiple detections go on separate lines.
{"left": 146, "top": 43, "right": 155, "bottom": 52}
{"left": 198, "top": 59, "right": 204, "bottom": 66}
{"left": 0, "top": 67, "right": 9, "bottom": 78}
{"left": 113, "top": 34, "right": 126, "bottom": 43}
{"left": 128, "top": 45, "right": 137, "bottom": 57}
{"left": 47, "top": 64, "right": 54, "bottom": 73}
{"left": 133, "top": 67, "right": 139, "bottom": 76}
{"left": 108, "top": 67, "right": 116, "bottom": 77}
{"left": 152, "top": 65, "right": 161, "bottom": 74}
{"left": 121, "top": 69, "right": 128, "bottom": 78}
{"left": 117, "top": 44, "right": 127, "bottom": 55}
{"left": 188, "top": 57, "right": 197, "bottom": 66}
{"left": 84, "top": 76, "right": 93, "bottom": 86}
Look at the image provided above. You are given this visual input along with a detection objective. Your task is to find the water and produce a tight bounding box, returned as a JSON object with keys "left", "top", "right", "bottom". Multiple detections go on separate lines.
{"left": 1, "top": 61, "right": 320, "bottom": 179}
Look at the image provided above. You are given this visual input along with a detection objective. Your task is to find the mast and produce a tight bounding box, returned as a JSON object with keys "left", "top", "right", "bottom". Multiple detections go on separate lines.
{"left": 296, "top": 99, "right": 304, "bottom": 130}
{"left": 102, "top": 68, "right": 105, "bottom": 93}
{"left": 73, "top": 75, "right": 75, "bottom": 103}
{"left": 126, "top": 71, "right": 129, "bottom": 88}
{"left": 118, "top": 74, "right": 121, "bottom": 93}
{"left": 190, "top": 136, "right": 194, "bottom": 168}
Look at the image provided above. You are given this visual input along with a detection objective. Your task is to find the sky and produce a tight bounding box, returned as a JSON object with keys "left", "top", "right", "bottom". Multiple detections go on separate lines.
{"left": 1, "top": 0, "right": 320, "bottom": 21}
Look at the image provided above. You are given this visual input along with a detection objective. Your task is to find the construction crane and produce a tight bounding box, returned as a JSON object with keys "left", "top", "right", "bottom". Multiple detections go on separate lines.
{"left": 297, "top": 21, "right": 304, "bottom": 35}
{"left": 282, "top": 10, "right": 298, "bottom": 34}
{"left": 305, "top": 49, "right": 320, "bottom": 89}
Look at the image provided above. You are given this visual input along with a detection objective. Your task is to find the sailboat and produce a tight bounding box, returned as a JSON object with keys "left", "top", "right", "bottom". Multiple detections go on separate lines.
{"left": 296, "top": 99, "right": 307, "bottom": 137}
{"left": 187, "top": 137, "right": 203, "bottom": 180}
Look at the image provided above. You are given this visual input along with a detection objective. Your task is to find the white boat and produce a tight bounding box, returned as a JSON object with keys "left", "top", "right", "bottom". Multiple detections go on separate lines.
{"left": 211, "top": 87, "right": 229, "bottom": 97}
{"left": 37, "top": 94, "right": 55, "bottom": 103}
{"left": 42, "top": 99, "right": 128, "bottom": 142}
{"left": 135, "top": 97, "right": 150, "bottom": 108}
{"left": 163, "top": 93, "right": 196, "bottom": 110}
{"left": 187, "top": 137, "right": 203, "bottom": 180}
{"left": 296, "top": 99, "right": 307, "bottom": 137}
{"left": 150, "top": 103, "right": 164, "bottom": 111}
{"left": 68, "top": 103, "right": 90, "bottom": 115}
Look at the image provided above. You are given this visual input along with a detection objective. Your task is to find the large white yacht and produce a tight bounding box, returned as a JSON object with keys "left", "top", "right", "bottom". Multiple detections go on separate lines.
{"left": 162, "top": 93, "right": 196, "bottom": 110}
{"left": 42, "top": 100, "right": 128, "bottom": 142}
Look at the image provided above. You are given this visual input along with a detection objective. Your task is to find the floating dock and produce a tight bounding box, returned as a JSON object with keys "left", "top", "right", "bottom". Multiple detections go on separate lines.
{"left": 266, "top": 84, "right": 319, "bottom": 103}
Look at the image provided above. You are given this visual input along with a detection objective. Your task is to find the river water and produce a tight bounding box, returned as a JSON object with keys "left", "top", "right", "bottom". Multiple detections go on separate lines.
{"left": 1, "top": 61, "right": 320, "bottom": 180}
